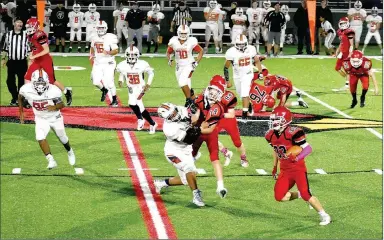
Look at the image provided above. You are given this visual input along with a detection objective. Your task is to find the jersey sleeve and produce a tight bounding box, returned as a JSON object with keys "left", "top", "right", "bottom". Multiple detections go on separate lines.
{"left": 347, "top": 8, "right": 354, "bottom": 15}
{"left": 378, "top": 16, "right": 383, "bottom": 23}
{"left": 225, "top": 48, "right": 234, "bottom": 61}
{"left": 18, "top": 85, "right": 27, "bottom": 97}
{"left": 285, "top": 14, "right": 291, "bottom": 22}
{"left": 292, "top": 128, "right": 307, "bottom": 146}
{"left": 221, "top": 91, "right": 237, "bottom": 109}
{"left": 366, "top": 15, "right": 373, "bottom": 22}
{"left": 231, "top": 14, "right": 236, "bottom": 20}
{"left": 264, "top": 129, "right": 273, "bottom": 145}
{"left": 36, "top": 31, "right": 48, "bottom": 45}
{"left": 363, "top": 59, "right": 372, "bottom": 71}
{"left": 204, "top": 7, "right": 210, "bottom": 13}
{"left": 361, "top": 9, "right": 367, "bottom": 17}
{"left": 51, "top": 85, "right": 63, "bottom": 104}
{"left": 165, "top": 124, "right": 187, "bottom": 142}
{"left": 158, "top": 12, "right": 165, "bottom": 20}
{"left": 190, "top": 37, "right": 199, "bottom": 50}
{"left": 113, "top": 10, "right": 119, "bottom": 17}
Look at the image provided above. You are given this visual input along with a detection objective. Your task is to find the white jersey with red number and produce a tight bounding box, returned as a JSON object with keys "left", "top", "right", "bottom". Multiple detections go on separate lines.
{"left": 366, "top": 15, "right": 382, "bottom": 31}
{"left": 204, "top": 7, "right": 222, "bottom": 24}
{"left": 147, "top": 10, "right": 165, "bottom": 27}
{"left": 246, "top": 8, "right": 262, "bottom": 26}
{"left": 19, "top": 83, "right": 62, "bottom": 119}
{"left": 225, "top": 45, "right": 257, "bottom": 78}
{"left": 91, "top": 33, "right": 119, "bottom": 64}
{"left": 113, "top": 8, "right": 129, "bottom": 28}
{"left": 84, "top": 11, "right": 100, "bottom": 25}
{"left": 348, "top": 8, "right": 367, "bottom": 26}
{"left": 68, "top": 11, "right": 84, "bottom": 29}
{"left": 116, "top": 60, "right": 152, "bottom": 88}
{"left": 231, "top": 14, "right": 247, "bottom": 29}
{"left": 44, "top": 9, "right": 52, "bottom": 27}
{"left": 168, "top": 36, "right": 199, "bottom": 66}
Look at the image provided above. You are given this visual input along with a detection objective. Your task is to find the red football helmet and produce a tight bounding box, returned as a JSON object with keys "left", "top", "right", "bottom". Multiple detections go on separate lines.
{"left": 206, "top": 79, "right": 225, "bottom": 104}
{"left": 269, "top": 106, "right": 292, "bottom": 131}
{"left": 210, "top": 75, "right": 226, "bottom": 87}
{"left": 263, "top": 95, "right": 275, "bottom": 108}
{"left": 338, "top": 17, "right": 350, "bottom": 30}
{"left": 350, "top": 50, "right": 364, "bottom": 68}
{"left": 264, "top": 75, "right": 279, "bottom": 89}
{"left": 26, "top": 17, "right": 40, "bottom": 35}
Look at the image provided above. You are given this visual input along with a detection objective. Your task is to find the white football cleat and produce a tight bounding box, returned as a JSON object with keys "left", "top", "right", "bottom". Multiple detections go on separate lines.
{"left": 240, "top": 159, "right": 249, "bottom": 168}
{"left": 193, "top": 152, "right": 202, "bottom": 162}
{"left": 319, "top": 214, "right": 331, "bottom": 226}
{"left": 154, "top": 180, "right": 167, "bottom": 194}
{"left": 192, "top": 189, "right": 205, "bottom": 207}
{"left": 149, "top": 122, "right": 158, "bottom": 134}
{"left": 298, "top": 98, "right": 309, "bottom": 108}
{"left": 47, "top": 158, "right": 58, "bottom": 170}
{"left": 137, "top": 119, "right": 145, "bottom": 131}
{"left": 216, "top": 187, "right": 228, "bottom": 199}
{"left": 67, "top": 149, "right": 76, "bottom": 166}
{"left": 224, "top": 151, "right": 233, "bottom": 167}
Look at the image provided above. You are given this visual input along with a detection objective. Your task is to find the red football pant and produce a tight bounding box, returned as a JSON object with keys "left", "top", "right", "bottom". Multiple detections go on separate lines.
{"left": 274, "top": 171, "right": 312, "bottom": 201}
{"left": 192, "top": 129, "right": 219, "bottom": 162}
{"left": 217, "top": 118, "right": 242, "bottom": 148}
{"left": 349, "top": 75, "right": 369, "bottom": 93}
{"left": 25, "top": 56, "right": 56, "bottom": 84}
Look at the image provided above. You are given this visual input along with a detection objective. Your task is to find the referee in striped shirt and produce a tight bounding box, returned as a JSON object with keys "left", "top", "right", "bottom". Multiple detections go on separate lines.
{"left": 170, "top": 1, "right": 192, "bottom": 35}
{"left": 1, "top": 17, "right": 29, "bottom": 106}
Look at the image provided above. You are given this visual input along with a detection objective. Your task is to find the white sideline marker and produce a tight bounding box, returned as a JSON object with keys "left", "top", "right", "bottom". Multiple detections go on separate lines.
{"left": 256, "top": 169, "right": 268, "bottom": 175}
{"left": 196, "top": 168, "right": 207, "bottom": 174}
{"left": 373, "top": 169, "right": 383, "bottom": 175}
{"left": 12, "top": 168, "right": 21, "bottom": 174}
{"left": 74, "top": 168, "right": 84, "bottom": 175}
{"left": 314, "top": 169, "right": 327, "bottom": 174}
{"left": 118, "top": 168, "right": 159, "bottom": 171}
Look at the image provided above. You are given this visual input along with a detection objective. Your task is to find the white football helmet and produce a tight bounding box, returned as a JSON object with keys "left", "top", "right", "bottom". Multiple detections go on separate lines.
{"left": 88, "top": 3, "right": 96, "bottom": 12}
{"left": 96, "top": 20, "right": 108, "bottom": 36}
{"left": 125, "top": 45, "right": 140, "bottom": 66}
{"left": 263, "top": 1, "right": 271, "bottom": 9}
{"left": 235, "top": 34, "right": 248, "bottom": 52}
{"left": 281, "top": 5, "right": 289, "bottom": 14}
{"left": 354, "top": 1, "right": 362, "bottom": 10}
{"left": 236, "top": 8, "right": 244, "bottom": 16}
{"left": 158, "top": 103, "right": 184, "bottom": 122}
{"left": 73, "top": 3, "right": 81, "bottom": 13}
{"left": 31, "top": 69, "right": 50, "bottom": 95}
{"left": 152, "top": 4, "right": 160, "bottom": 12}
{"left": 177, "top": 24, "right": 190, "bottom": 40}
{"left": 45, "top": 1, "right": 51, "bottom": 9}
{"left": 209, "top": 0, "right": 217, "bottom": 9}
{"left": 372, "top": 6, "right": 378, "bottom": 16}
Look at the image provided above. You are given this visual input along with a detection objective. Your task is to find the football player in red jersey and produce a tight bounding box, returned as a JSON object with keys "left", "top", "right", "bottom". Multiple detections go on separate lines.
{"left": 208, "top": 75, "right": 249, "bottom": 168}
{"left": 334, "top": 17, "right": 355, "bottom": 92}
{"left": 192, "top": 80, "right": 227, "bottom": 198}
{"left": 343, "top": 50, "right": 379, "bottom": 108}
{"left": 24, "top": 18, "right": 73, "bottom": 106}
{"left": 249, "top": 81, "right": 274, "bottom": 113}
{"left": 265, "top": 106, "right": 331, "bottom": 226}
{"left": 264, "top": 75, "right": 309, "bottom": 108}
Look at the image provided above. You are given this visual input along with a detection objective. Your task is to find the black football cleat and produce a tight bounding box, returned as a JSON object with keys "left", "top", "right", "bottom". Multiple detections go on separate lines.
{"left": 77, "top": 47, "right": 81, "bottom": 53}
{"left": 65, "top": 89, "right": 73, "bottom": 106}
{"left": 100, "top": 88, "right": 109, "bottom": 102}
{"left": 190, "top": 88, "right": 195, "bottom": 98}
{"left": 68, "top": 47, "right": 72, "bottom": 53}
{"left": 360, "top": 102, "right": 365, "bottom": 108}
{"left": 9, "top": 99, "right": 18, "bottom": 106}
{"left": 296, "top": 91, "right": 302, "bottom": 98}
{"left": 350, "top": 99, "right": 358, "bottom": 108}
{"left": 110, "top": 100, "right": 118, "bottom": 107}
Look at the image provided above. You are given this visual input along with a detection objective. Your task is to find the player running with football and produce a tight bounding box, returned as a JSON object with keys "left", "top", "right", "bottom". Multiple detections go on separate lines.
{"left": 265, "top": 106, "right": 331, "bottom": 226}
{"left": 155, "top": 103, "right": 205, "bottom": 207}
{"left": 25, "top": 18, "right": 73, "bottom": 106}
{"left": 90, "top": 20, "right": 119, "bottom": 107}
{"left": 167, "top": 25, "right": 204, "bottom": 109}
{"left": 343, "top": 50, "right": 379, "bottom": 108}
{"left": 117, "top": 45, "right": 158, "bottom": 134}
{"left": 362, "top": 7, "right": 382, "bottom": 54}
{"left": 18, "top": 69, "right": 76, "bottom": 170}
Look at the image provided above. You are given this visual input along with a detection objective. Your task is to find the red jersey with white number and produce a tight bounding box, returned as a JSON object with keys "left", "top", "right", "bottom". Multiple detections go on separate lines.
{"left": 343, "top": 57, "right": 372, "bottom": 77}
{"left": 220, "top": 90, "right": 237, "bottom": 112}
{"left": 337, "top": 28, "right": 355, "bottom": 55}
{"left": 265, "top": 126, "right": 307, "bottom": 172}
{"left": 194, "top": 93, "right": 225, "bottom": 126}
{"left": 249, "top": 82, "right": 273, "bottom": 112}
{"left": 168, "top": 36, "right": 200, "bottom": 66}
{"left": 275, "top": 75, "right": 293, "bottom": 96}
{"left": 225, "top": 45, "right": 257, "bottom": 78}
{"left": 27, "top": 30, "right": 49, "bottom": 59}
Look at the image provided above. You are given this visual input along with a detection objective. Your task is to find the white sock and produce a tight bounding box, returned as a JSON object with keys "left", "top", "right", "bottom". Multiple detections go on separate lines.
{"left": 192, "top": 189, "right": 199, "bottom": 194}
{"left": 291, "top": 101, "right": 299, "bottom": 106}
{"left": 297, "top": 191, "right": 302, "bottom": 199}
{"left": 63, "top": 88, "right": 67, "bottom": 94}
{"left": 345, "top": 80, "right": 349, "bottom": 86}
{"left": 242, "top": 108, "right": 248, "bottom": 112}
{"left": 45, "top": 154, "right": 53, "bottom": 161}
{"left": 217, "top": 180, "right": 224, "bottom": 189}
{"left": 318, "top": 210, "right": 327, "bottom": 216}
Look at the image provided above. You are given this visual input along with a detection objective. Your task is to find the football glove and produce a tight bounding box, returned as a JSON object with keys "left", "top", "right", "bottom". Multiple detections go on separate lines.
{"left": 182, "top": 126, "right": 201, "bottom": 144}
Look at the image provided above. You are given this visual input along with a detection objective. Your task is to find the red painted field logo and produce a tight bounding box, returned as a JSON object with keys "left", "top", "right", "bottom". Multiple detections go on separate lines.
{"left": 54, "top": 66, "right": 86, "bottom": 71}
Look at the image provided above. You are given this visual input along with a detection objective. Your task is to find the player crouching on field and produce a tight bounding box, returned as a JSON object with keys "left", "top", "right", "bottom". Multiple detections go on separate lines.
{"left": 265, "top": 106, "right": 331, "bottom": 226}
{"left": 343, "top": 50, "right": 379, "bottom": 108}
{"left": 18, "top": 69, "right": 76, "bottom": 169}
{"left": 117, "top": 46, "right": 158, "bottom": 134}
{"left": 155, "top": 103, "right": 205, "bottom": 207}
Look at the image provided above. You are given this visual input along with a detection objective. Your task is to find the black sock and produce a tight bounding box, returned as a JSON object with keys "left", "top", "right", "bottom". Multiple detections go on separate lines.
{"left": 280, "top": 47, "right": 283, "bottom": 52}
{"left": 142, "top": 109, "right": 155, "bottom": 125}
{"left": 248, "top": 103, "right": 253, "bottom": 112}
{"left": 45, "top": 152, "right": 52, "bottom": 156}
{"left": 154, "top": 42, "right": 158, "bottom": 52}
{"left": 147, "top": 42, "right": 151, "bottom": 52}
{"left": 63, "top": 141, "right": 71, "bottom": 151}
{"left": 165, "top": 178, "right": 170, "bottom": 186}
{"left": 55, "top": 45, "right": 59, "bottom": 51}
{"left": 361, "top": 89, "right": 368, "bottom": 102}
{"left": 264, "top": 46, "right": 268, "bottom": 53}
{"left": 242, "top": 110, "right": 248, "bottom": 118}
{"left": 129, "top": 104, "right": 143, "bottom": 119}
{"left": 352, "top": 92, "right": 357, "bottom": 101}
{"left": 101, "top": 87, "right": 107, "bottom": 92}
{"left": 112, "top": 95, "right": 117, "bottom": 102}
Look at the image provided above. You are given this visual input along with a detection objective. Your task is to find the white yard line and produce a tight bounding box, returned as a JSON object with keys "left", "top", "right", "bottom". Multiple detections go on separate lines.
{"left": 314, "top": 169, "right": 327, "bottom": 174}
{"left": 294, "top": 87, "right": 382, "bottom": 140}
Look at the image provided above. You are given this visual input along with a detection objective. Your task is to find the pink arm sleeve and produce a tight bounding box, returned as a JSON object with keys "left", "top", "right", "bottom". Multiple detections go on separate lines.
{"left": 297, "top": 144, "right": 312, "bottom": 161}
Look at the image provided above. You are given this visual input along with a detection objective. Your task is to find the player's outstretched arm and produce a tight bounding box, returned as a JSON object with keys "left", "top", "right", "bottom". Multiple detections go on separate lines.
{"left": 368, "top": 69, "right": 379, "bottom": 95}
{"left": 118, "top": 73, "right": 125, "bottom": 88}
{"left": 18, "top": 94, "right": 24, "bottom": 124}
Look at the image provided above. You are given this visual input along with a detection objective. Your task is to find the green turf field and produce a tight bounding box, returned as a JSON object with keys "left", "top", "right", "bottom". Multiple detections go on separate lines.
{"left": 0, "top": 53, "right": 382, "bottom": 239}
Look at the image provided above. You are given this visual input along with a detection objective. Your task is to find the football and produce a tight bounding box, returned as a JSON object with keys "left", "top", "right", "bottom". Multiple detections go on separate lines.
{"left": 286, "top": 145, "right": 302, "bottom": 156}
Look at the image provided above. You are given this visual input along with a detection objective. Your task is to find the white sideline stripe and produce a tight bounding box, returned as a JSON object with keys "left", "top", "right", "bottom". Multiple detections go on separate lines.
{"left": 118, "top": 168, "right": 159, "bottom": 171}
{"left": 237, "top": 118, "right": 269, "bottom": 123}
{"left": 74, "top": 168, "right": 84, "bottom": 175}
{"left": 294, "top": 87, "right": 383, "bottom": 140}
{"left": 12, "top": 168, "right": 21, "bottom": 174}
{"left": 196, "top": 168, "right": 207, "bottom": 174}
{"left": 256, "top": 169, "right": 268, "bottom": 175}
{"left": 373, "top": 169, "right": 383, "bottom": 175}
{"left": 314, "top": 169, "right": 327, "bottom": 174}
{"left": 374, "top": 57, "right": 383, "bottom": 62}
{"left": 122, "top": 130, "right": 168, "bottom": 239}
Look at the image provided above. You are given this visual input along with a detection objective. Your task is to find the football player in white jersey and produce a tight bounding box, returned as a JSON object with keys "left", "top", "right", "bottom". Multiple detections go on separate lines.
{"left": 231, "top": 8, "right": 247, "bottom": 45}
{"left": 43, "top": 1, "right": 52, "bottom": 36}
{"left": 246, "top": 1, "right": 262, "bottom": 53}
{"left": 204, "top": 0, "right": 224, "bottom": 54}
{"left": 217, "top": 4, "right": 226, "bottom": 53}
{"left": 68, "top": 4, "right": 84, "bottom": 53}
{"left": 90, "top": 21, "right": 119, "bottom": 106}
{"left": 84, "top": 3, "right": 100, "bottom": 52}
{"left": 362, "top": 7, "right": 382, "bottom": 54}
{"left": 320, "top": 15, "right": 336, "bottom": 55}
{"left": 117, "top": 46, "right": 158, "bottom": 133}
{"left": 261, "top": 1, "right": 274, "bottom": 53}
{"left": 279, "top": 5, "right": 290, "bottom": 54}
{"left": 146, "top": 4, "right": 164, "bottom": 53}
{"left": 167, "top": 25, "right": 204, "bottom": 109}
{"left": 18, "top": 69, "right": 76, "bottom": 170}
{"left": 347, "top": 1, "right": 367, "bottom": 49}
{"left": 113, "top": 3, "right": 129, "bottom": 53}
{"left": 154, "top": 103, "right": 205, "bottom": 207}
{"left": 224, "top": 34, "right": 263, "bottom": 120}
